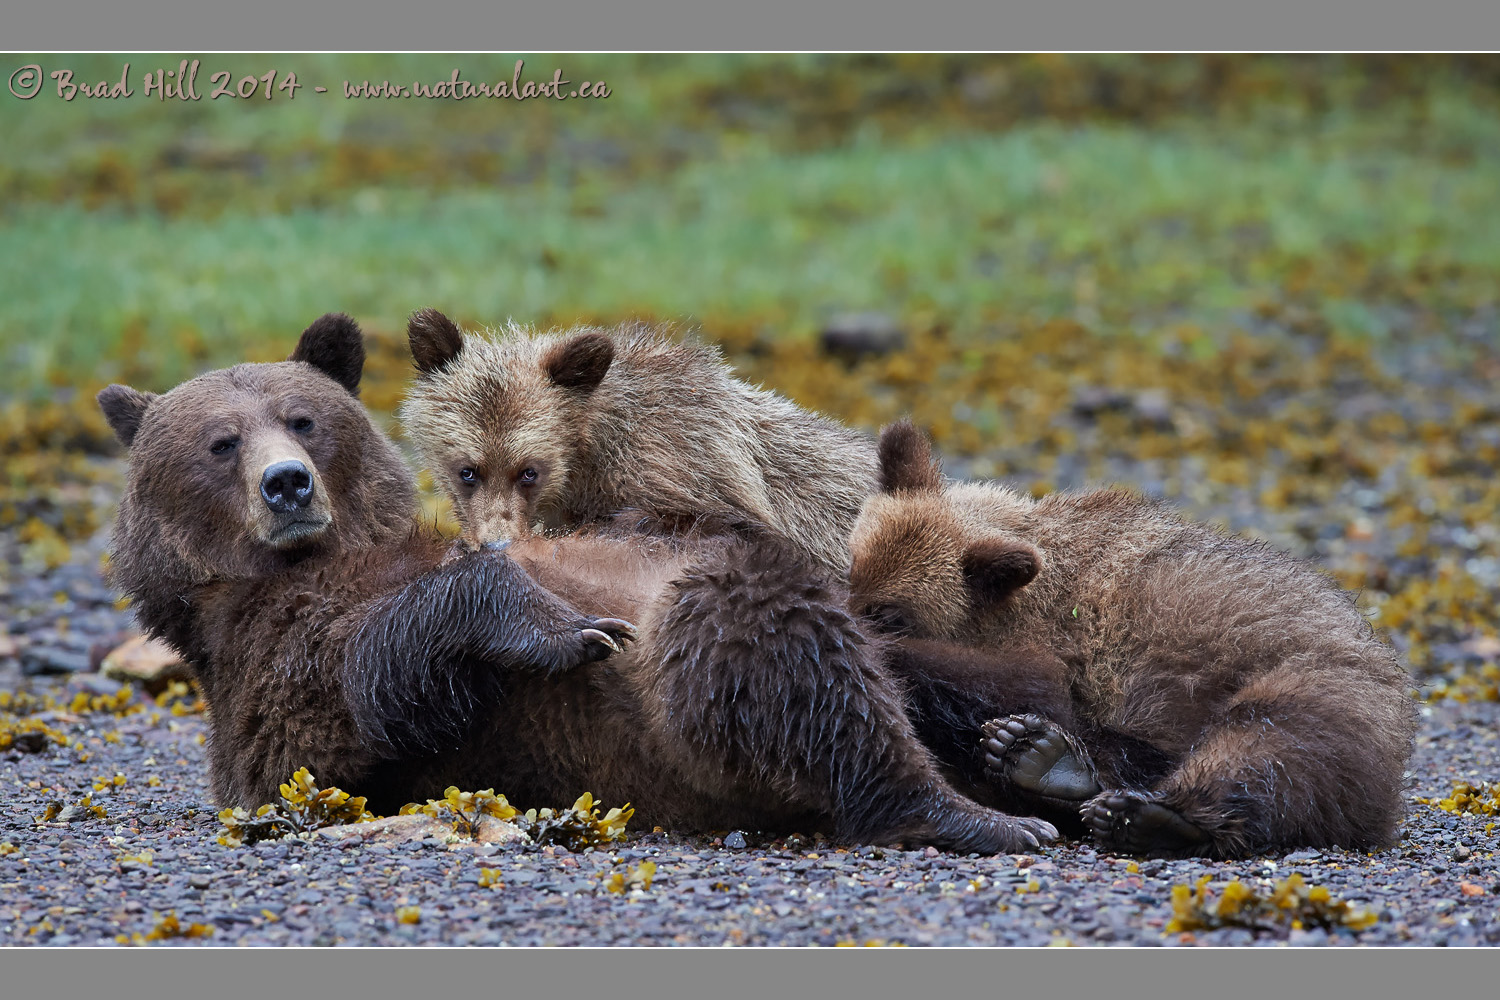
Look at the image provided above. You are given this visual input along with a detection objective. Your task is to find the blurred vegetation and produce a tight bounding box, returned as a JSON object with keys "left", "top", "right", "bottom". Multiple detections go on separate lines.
{"left": 3, "top": 54, "right": 1498, "bottom": 393}
{"left": 4, "top": 54, "right": 1500, "bottom": 697}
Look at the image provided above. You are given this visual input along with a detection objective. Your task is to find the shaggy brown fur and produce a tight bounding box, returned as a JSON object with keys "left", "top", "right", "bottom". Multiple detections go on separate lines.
{"left": 848, "top": 419, "right": 1420, "bottom": 858}
{"left": 99, "top": 325, "right": 1053, "bottom": 853}
{"left": 488, "top": 523, "right": 1057, "bottom": 852}
{"left": 397, "top": 309, "right": 878, "bottom": 572}
{"left": 98, "top": 315, "right": 633, "bottom": 809}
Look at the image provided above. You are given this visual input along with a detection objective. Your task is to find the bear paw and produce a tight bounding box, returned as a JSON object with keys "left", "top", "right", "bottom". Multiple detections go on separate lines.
{"left": 579, "top": 617, "right": 639, "bottom": 660}
{"left": 1007, "top": 815, "right": 1061, "bottom": 851}
{"left": 920, "top": 809, "right": 1060, "bottom": 855}
{"left": 440, "top": 536, "right": 486, "bottom": 567}
{"left": 980, "top": 714, "right": 1101, "bottom": 803}
{"left": 1082, "top": 789, "right": 1208, "bottom": 856}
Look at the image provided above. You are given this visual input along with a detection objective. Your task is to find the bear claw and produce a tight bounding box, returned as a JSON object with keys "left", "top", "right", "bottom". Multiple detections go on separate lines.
{"left": 980, "top": 713, "right": 1101, "bottom": 803}
{"left": 590, "top": 617, "right": 639, "bottom": 643}
{"left": 1016, "top": 816, "right": 1059, "bottom": 847}
{"left": 580, "top": 617, "right": 638, "bottom": 657}
{"left": 580, "top": 629, "right": 623, "bottom": 654}
{"left": 1082, "top": 789, "right": 1207, "bottom": 855}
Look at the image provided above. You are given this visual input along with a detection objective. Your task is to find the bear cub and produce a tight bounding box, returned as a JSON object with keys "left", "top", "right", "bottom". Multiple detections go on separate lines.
{"left": 849, "top": 420, "right": 1419, "bottom": 858}
{"left": 398, "top": 308, "right": 878, "bottom": 573}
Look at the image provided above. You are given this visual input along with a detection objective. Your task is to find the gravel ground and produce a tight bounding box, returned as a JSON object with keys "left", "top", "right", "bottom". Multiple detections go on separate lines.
{"left": 5, "top": 323, "right": 1500, "bottom": 947}
{"left": 1, "top": 482, "right": 1498, "bottom": 949}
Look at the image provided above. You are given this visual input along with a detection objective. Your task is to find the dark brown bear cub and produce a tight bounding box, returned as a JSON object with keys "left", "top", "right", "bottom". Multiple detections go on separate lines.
{"left": 398, "top": 309, "right": 877, "bottom": 573}
{"left": 98, "top": 318, "right": 1054, "bottom": 853}
{"left": 850, "top": 420, "right": 1419, "bottom": 858}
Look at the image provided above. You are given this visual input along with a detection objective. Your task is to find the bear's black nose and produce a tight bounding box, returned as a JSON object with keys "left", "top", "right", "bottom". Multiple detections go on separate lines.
{"left": 261, "top": 460, "right": 315, "bottom": 513}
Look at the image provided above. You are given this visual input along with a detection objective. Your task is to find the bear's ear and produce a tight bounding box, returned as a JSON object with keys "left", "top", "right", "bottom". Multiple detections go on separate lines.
{"left": 97, "top": 384, "right": 158, "bottom": 449}
{"left": 878, "top": 418, "right": 943, "bottom": 493}
{"left": 289, "top": 313, "right": 365, "bottom": 395}
{"left": 962, "top": 537, "right": 1041, "bottom": 609}
{"left": 543, "top": 332, "right": 614, "bottom": 392}
{"left": 408, "top": 308, "right": 465, "bottom": 378}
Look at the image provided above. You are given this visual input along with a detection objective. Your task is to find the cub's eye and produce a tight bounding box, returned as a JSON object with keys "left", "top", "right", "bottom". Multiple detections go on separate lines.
{"left": 458, "top": 467, "right": 479, "bottom": 486}
{"left": 289, "top": 417, "right": 314, "bottom": 433}
{"left": 209, "top": 437, "right": 240, "bottom": 456}
{"left": 518, "top": 467, "right": 539, "bottom": 485}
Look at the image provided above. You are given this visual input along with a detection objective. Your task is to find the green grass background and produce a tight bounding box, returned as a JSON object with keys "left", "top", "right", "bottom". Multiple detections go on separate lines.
{"left": 2, "top": 54, "right": 1499, "bottom": 396}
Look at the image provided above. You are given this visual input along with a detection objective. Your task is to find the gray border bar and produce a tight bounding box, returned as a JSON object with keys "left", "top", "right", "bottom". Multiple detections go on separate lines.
{"left": 6, "top": 0, "right": 1500, "bottom": 52}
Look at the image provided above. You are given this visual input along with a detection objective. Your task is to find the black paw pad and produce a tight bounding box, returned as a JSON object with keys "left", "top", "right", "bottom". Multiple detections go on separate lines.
{"left": 980, "top": 714, "right": 1100, "bottom": 802}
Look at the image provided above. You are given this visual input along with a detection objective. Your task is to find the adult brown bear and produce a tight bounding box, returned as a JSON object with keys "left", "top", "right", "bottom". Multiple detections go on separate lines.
{"left": 97, "top": 316, "right": 1055, "bottom": 853}
{"left": 848, "top": 420, "right": 1419, "bottom": 858}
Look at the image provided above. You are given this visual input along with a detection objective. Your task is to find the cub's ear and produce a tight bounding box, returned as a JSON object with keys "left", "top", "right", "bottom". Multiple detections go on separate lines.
{"left": 543, "top": 332, "right": 614, "bottom": 392}
{"left": 962, "top": 537, "right": 1042, "bottom": 608}
{"left": 97, "top": 384, "right": 158, "bottom": 449}
{"left": 408, "top": 308, "right": 466, "bottom": 377}
{"left": 290, "top": 313, "right": 365, "bottom": 395}
{"left": 878, "top": 418, "right": 943, "bottom": 493}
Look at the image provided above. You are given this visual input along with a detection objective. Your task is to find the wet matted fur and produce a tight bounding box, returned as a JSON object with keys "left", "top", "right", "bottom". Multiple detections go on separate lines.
{"left": 848, "top": 419, "right": 1420, "bottom": 858}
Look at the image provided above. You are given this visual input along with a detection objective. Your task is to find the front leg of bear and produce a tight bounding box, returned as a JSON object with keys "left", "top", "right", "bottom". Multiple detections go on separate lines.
{"left": 342, "top": 546, "right": 635, "bottom": 754}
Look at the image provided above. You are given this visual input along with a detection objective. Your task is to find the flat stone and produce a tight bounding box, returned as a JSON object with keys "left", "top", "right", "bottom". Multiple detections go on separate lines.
{"left": 313, "top": 813, "right": 527, "bottom": 848}
{"left": 1283, "top": 850, "right": 1323, "bottom": 863}
{"left": 21, "top": 647, "right": 92, "bottom": 676}
{"left": 66, "top": 673, "right": 123, "bottom": 696}
{"left": 100, "top": 635, "right": 193, "bottom": 690}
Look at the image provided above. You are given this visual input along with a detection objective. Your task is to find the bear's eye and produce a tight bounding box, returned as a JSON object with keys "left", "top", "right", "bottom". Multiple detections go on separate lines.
{"left": 289, "top": 417, "right": 314, "bottom": 433}
{"left": 518, "top": 467, "right": 539, "bottom": 485}
{"left": 209, "top": 436, "right": 240, "bottom": 456}
{"left": 458, "top": 467, "right": 479, "bottom": 486}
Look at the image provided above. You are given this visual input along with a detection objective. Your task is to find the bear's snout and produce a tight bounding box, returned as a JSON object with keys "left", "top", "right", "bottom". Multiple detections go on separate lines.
{"left": 260, "top": 460, "right": 315, "bottom": 513}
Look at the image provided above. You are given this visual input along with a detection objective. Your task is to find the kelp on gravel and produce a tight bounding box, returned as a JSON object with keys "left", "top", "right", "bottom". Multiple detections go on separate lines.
{"left": 1418, "top": 781, "right": 1500, "bottom": 818}
{"left": 1166, "top": 873, "right": 1380, "bottom": 936}
{"left": 400, "top": 786, "right": 519, "bottom": 837}
{"left": 216, "top": 767, "right": 375, "bottom": 847}
{"left": 218, "top": 772, "right": 635, "bottom": 851}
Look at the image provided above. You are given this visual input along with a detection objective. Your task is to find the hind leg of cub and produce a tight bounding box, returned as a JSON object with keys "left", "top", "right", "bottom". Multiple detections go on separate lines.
{"left": 636, "top": 539, "right": 1058, "bottom": 855}
{"left": 882, "top": 639, "right": 1076, "bottom": 787}
{"left": 981, "top": 714, "right": 1102, "bottom": 804}
{"left": 1083, "top": 662, "right": 1414, "bottom": 858}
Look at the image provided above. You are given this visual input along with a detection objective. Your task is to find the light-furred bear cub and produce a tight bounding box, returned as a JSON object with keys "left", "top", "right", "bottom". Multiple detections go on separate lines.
{"left": 398, "top": 308, "right": 877, "bottom": 573}
{"left": 849, "top": 420, "right": 1419, "bottom": 858}
{"left": 98, "top": 318, "right": 1053, "bottom": 853}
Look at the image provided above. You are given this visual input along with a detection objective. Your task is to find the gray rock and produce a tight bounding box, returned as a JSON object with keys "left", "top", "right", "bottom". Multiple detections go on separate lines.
{"left": 820, "top": 313, "right": 905, "bottom": 361}
{"left": 21, "top": 647, "right": 92, "bottom": 675}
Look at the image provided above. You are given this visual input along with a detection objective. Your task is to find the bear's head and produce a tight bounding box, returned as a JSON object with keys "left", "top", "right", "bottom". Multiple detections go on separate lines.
{"left": 399, "top": 307, "right": 614, "bottom": 546}
{"left": 848, "top": 419, "right": 1042, "bottom": 639}
{"left": 98, "top": 313, "right": 415, "bottom": 597}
